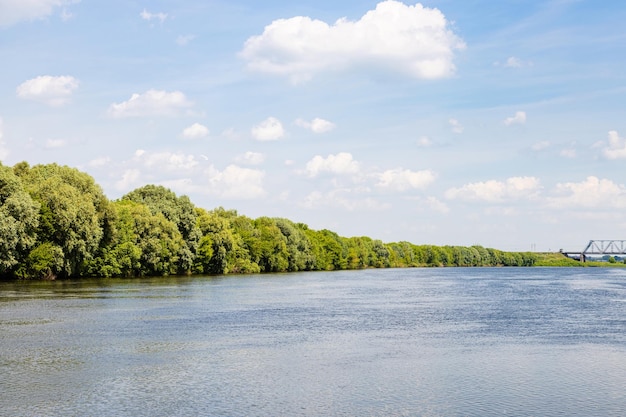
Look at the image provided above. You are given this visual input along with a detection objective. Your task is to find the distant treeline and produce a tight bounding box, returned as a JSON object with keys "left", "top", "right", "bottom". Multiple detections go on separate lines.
{"left": 1, "top": 162, "right": 536, "bottom": 280}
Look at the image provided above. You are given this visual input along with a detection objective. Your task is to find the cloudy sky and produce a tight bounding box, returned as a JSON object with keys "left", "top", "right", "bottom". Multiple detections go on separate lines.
{"left": 1, "top": 0, "right": 625, "bottom": 252}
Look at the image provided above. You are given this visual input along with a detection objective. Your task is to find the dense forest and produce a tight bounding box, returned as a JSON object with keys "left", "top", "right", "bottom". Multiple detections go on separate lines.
{"left": 0, "top": 162, "right": 537, "bottom": 280}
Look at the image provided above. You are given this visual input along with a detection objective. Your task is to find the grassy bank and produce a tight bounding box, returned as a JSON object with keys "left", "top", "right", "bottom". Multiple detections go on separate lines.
{"left": 534, "top": 252, "right": 626, "bottom": 267}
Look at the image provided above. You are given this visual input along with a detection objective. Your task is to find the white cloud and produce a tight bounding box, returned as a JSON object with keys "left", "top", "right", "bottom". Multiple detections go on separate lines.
{"left": 16, "top": 75, "right": 79, "bottom": 106}
{"left": 0, "top": 0, "right": 79, "bottom": 27}
{"left": 45, "top": 138, "right": 67, "bottom": 148}
{"left": 206, "top": 164, "right": 265, "bottom": 199}
{"left": 602, "top": 130, "right": 626, "bottom": 160}
{"left": 424, "top": 196, "right": 450, "bottom": 213}
{"left": 494, "top": 56, "right": 532, "bottom": 68}
{"left": 60, "top": 7, "right": 73, "bottom": 21}
{"left": 295, "top": 117, "right": 336, "bottom": 133}
{"left": 235, "top": 151, "right": 265, "bottom": 165}
{"left": 140, "top": 9, "right": 167, "bottom": 23}
{"left": 376, "top": 168, "right": 436, "bottom": 191}
{"left": 505, "top": 56, "right": 523, "bottom": 68}
{"left": 176, "top": 34, "right": 196, "bottom": 46}
{"left": 88, "top": 157, "right": 111, "bottom": 168}
{"left": 108, "top": 89, "right": 193, "bottom": 118}
{"left": 251, "top": 117, "right": 285, "bottom": 141}
{"left": 547, "top": 176, "right": 626, "bottom": 209}
{"left": 560, "top": 148, "right": 576, "bottom": 158}
{"left": 531, "top": 141, "right": 550, "bottom": 151}
{"left": 115, "top": 169, "right": 141, "bottom": 191}
{"left": 182, "top": 123, "right": 209, "bottom": 139}
{"left": 445, "top": 176, "right": 541, "bottom": 203}
{"left": 0, "top": 118, "right": 8, "bottom": 160}
{"left": 136, "top": 151, "right": 199, "bottom": 172}
{"left": 304, "top": 152, "right": 360, "bottom": 177}
{"left": 301, "top": 189, "right": 390, "bottom": 211}
{"left": 221, "top": 128, "right": 241, "bottom": 140}
{"left": 449, "top": 118, "right": 463, "bottom": 133}
{"left": 504, "top": 111, "right": 527, "bottom": 126}
{"left": 241, "top": 0, "right": 465, "bottom": 83}
{"left": 417, "top": 136, "right": 432, "bottom": 147}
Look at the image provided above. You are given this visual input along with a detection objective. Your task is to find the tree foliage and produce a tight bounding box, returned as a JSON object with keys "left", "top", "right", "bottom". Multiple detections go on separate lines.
{"left": 0, "top": 163, "right": 39, "bottom": 277}
{"left": 1, "top": 161, "right": 540, "bottom": 280}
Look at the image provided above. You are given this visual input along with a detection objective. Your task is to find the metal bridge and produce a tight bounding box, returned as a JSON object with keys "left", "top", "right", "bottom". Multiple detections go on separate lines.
{"left": 562, "top": 240, "right": 626, "bottom": 262}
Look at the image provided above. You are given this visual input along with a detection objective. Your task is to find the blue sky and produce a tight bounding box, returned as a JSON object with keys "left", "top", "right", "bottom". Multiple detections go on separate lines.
{"left": 1, "top": 0, "right": 625, "bottom": 252}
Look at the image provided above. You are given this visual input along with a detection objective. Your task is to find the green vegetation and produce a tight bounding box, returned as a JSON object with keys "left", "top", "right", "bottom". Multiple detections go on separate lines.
{"left": 534, "top": 252, "right": 626, "bottom": 268}
{"left": 2, "top": 161, "right": 611, "bottom": 280}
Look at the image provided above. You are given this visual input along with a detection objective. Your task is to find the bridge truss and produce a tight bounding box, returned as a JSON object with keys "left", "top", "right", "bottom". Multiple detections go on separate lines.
{"left": 582, "top": 240, "right": 626, "bottom": 256}
{"left": 563, "top": 240, "right": 626, "bottom": 261}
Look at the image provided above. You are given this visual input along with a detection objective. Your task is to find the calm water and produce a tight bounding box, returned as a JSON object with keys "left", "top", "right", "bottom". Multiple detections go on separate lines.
{"left": 1, "top": 267, "right": 625, "bottom": 417}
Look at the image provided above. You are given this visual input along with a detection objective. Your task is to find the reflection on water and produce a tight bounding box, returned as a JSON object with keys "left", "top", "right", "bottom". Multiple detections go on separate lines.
{"left": 1, "top": 268, "right": 626, "bottom": 416}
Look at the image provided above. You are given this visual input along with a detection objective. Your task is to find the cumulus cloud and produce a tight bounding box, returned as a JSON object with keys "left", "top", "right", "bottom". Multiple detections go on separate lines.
{"left": 88, "top": 156, "right": 111, "bottom": 168}
{"left": 602, "top": 130, "right": 626, "bottom": 160}
{"left": 182, "top": 123, "right": 209, "bottom": 139}
{"left": 135, "top": 150, "right": 199, "bottom": 172}
{"left": 108, "top": 89, "right": 193, "bottom": 118}
{"left": 445, "top": 176, "right": 541, "bottom": 203}
{"left": 504, "top": 56, "right": 523, "bottom": 68}
{"left": 304, "top": 152, "right": 360, "bottom": 177}
{"left": 301, "top": 189, "right": 390, "bottom": 211}
{"left": 140, "top": 9, "right": 167, "bottom": 23}
{"left": 424, "top": 196, "right": 450, "bottom": 213}
{"left": 176, "top": 34, "right": 196, "bottom": 46}
{"left": 115, "top": 169, "right": 141, "bottom": 191}
{"left": 494, "top": 56, "right": 532, "bottom": 68}
{"left": 449, "top": 118, "right": 463, "bottom": 133}
{"left": 531, "top": 141, "right": 550, "bottom": 151}
{"left": 16, "top": 75, "right": 79, "bottom": 106}
{"left": 241, "top": 0, "right": 465, "bottom": 83}
{"left": 45, "top": 138, "right": 67, "bottom": 148}
{"left": 547, "top": 176, "right": 626, "bottom": 209}
{"left": 417, "top": 136, "right": 432, "bottom": 147}
{"left": 295, "top": 117, "right": 336, "bottom": 133}
{"left": 376, "top": 168, "right": 436, "bottom": 191}
{"left": 206, "top": 164, "right": 265, "bottom": 199}
{"left": 251, "top": 117, "right": 285, "bottom": 141}
{"left": 235, "top": 151, "right": 265, "bottom": 165}
{"left": 504, "top": 111, "right": 527, "bottom": 126}
{"left": 0, "top": 0, "right": 79, "bottom": 27}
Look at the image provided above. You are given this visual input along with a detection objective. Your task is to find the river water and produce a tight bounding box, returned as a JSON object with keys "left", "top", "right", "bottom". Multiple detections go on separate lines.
{"left": 1, "top": 267, "right": 625, "bottom": 416}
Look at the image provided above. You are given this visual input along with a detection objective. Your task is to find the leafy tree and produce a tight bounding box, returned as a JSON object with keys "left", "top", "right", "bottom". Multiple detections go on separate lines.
{"left": 274, "top": 218, "right": 314, "bottom": 271}
{"left": 0, "top": 164, "right": 39, "bottom": 277}
{"left": 195, "top": 208, "right": 257, "bottom": 274}
{"left": 305, "top": 229, "right": 347, "bottom": 270}
{"left": 97, "top": 200, "right": 184, "bottom": 276}
{"left": 18, "top": 242, "right": 64, "bottom": 280}
{"left": 16, "top": 163, "right": 107, "bottom": 278}
{"left": 123, "top": 185, "right": 200, "bottom": 273}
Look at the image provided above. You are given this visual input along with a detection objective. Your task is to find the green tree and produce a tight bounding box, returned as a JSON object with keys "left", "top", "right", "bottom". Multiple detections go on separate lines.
{"left": 195, "top": 207, "right": 258, "bottom": 274}
{"left": 16, "top": 163, "right": 107, "bottom": 278}
{"left": 123, "top": 185, "right": 200, "bottom": 274}
{"left": 0, "top": 164, "right": 39, "bottom": 277}
{"left": 94, "top": 200, "right": 184, "bottom": 277}
{"left": 274, "top": 218, "right": 314, "bottom": 271}
{"left": 305, "top": 229, "right": 347, "bottom": 270}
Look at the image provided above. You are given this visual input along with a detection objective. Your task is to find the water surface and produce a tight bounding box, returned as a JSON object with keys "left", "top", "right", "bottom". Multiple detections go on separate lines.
{"left": 2, "top": 268, "right": 625, "bottom": 416}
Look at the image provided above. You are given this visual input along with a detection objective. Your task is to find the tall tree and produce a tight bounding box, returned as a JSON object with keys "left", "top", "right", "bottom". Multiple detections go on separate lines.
{"left": 0, "top": 163, "right": 39, "bottom": 278}
{"left": 123, "top": 185, "right": 200, "bottom": 273}
{"left": 16, "top": 163, "right": 107, "bottom": 278}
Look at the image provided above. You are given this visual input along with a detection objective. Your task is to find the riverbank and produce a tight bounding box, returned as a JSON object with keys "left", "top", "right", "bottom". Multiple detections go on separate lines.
{"left": 534, "top": 252, "right": 626, "bottom": 267}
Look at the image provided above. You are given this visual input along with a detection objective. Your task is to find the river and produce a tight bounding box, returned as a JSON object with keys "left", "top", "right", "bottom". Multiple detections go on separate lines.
{"left": 1, "top": 267, "right": 625, "bottom": 416}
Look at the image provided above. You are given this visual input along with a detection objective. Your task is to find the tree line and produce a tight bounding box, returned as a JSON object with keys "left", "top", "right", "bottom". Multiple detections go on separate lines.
{"left": 0, "top": 162, "right": 536, "bottom": 280}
